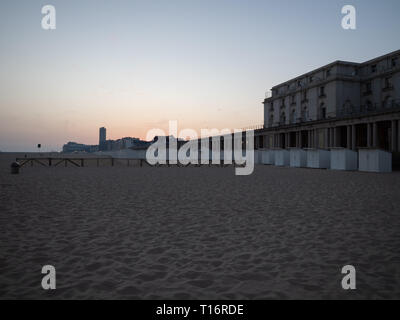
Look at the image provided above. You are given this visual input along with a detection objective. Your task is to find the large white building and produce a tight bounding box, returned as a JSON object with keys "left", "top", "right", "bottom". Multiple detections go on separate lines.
{"left": 255, "top": 50, "right": 400, "bottom": 155}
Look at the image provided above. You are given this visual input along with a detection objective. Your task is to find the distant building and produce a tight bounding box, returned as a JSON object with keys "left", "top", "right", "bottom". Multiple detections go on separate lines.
{"left": 99, "top": 127, "right": 107, "bottom": 151}
{"left": 62, "top": 142, "right": 98, "bottom": 153}
{"left": 63, "top": 127, "right": 154, "bottom": 153}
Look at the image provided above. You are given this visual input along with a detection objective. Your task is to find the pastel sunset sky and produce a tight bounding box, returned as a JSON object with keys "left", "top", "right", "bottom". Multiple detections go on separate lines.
{"left": 1, "top": 0, "right": 399, "bottom": 151}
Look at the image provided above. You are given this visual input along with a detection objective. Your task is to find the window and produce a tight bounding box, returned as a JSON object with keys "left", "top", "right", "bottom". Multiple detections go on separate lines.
{"left": 364, "top": 82, "right": 372, "bottom": 95}
{"left": 383, "top": 96, "right": 393, "bottom": 109}
{"left": 280, "top": 112, "right": 286, "bottom": 125}
{"left": 326, "top": 68, "right": 331, "bottom": 77}
{"left": 309, "top": 75, "right": 314, "bottom": 83}
{"left": 392, "top": 58, "right": 397, "bottom": 68}
{"left": 302, "top": 90, "right": 308, "bottom": 101}
{"left": 302, "top": 107, "right": 308, "bottom": 122}
{"left": 320, "top": 103, "right": 326, "bottom": 119}
{"left": 342, "top": 100, "right": 353, "bottom": 114}
{"left": 290, "top": 109, "right": 296, "bottom": 124}
{"left": 384, "top": 77, "right": 392, "bottom": 89}
{"left": 371, "top": 65, "right": 377, "bottom": 73}
{"left": 291, "top": 95, "right": 296, "bottom": 104}
{"left": 269, "top": 103, "right": 274, "bottom": 112}
{"left": 319, "top": 86, "right": 325, "bottom": 97}
{"left": 268, "top": 115, "right": 274, "bottom": 126}
{"left": 297, "top": 80, "right": 302, "bottom": 87}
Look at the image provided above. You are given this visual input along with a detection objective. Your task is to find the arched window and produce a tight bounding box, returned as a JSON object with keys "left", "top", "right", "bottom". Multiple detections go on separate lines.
{"left": 320, "top": 103, "right": 326, "bottom": 119}
{"left": 290, "top": 109, "right": 296, "bottom": 124}
{"left": 302, "top": 107, "right": 308, "bottom": 122}
{"left": 280, "top": 112, "right": 286, "bottom": 125}
{"left": 342, "top": 100, "right": 352, "bottom": 115}
{"left": 383, "top": 96, "right": 393, "bottom": 109}
{"left": 268, "top": 114, "right": 274, "bottom": 127}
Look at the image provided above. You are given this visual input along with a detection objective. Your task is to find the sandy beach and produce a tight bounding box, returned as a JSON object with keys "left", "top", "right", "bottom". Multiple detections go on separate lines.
{"left": 0, "top": 153, "right": 400, "bottom": 299}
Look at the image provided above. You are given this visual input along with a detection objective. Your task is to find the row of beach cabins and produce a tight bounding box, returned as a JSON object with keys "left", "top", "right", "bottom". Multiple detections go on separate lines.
{"left": 96, "top": 145, "right": 393, "bottom": 173}
{"left": 254, "top": 147, "right": 392, "bottom": 173}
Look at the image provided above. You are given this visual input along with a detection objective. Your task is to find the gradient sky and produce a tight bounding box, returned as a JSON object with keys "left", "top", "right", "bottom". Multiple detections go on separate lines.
{"left": 1, "top": 0, "right": 399, "bottom": 151}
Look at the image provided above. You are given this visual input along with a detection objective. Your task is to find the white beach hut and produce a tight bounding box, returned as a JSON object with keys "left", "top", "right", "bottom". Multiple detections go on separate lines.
{"left": 330, "top": 148, "right": 358, "bottom": 171}
{"left": 274, "top": 149, "right": 290, "bottom": 167}
{"left": 260, "top": 150, "right": 275, "bottom": 165}
{"left": 254, "top": 150, "right": 261, "bottom": 165}
{"left": 289, "top": 148, "right": 307, "bottom": 168}
{"left": 358, "top": 149, "right": 392, "bottom": 173}
{"left": 306, "top": 149, "right": 331, "bottom": 169}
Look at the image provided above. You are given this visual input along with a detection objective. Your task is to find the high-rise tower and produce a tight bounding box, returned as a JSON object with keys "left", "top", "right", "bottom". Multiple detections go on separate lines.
{"left": 99, "top": 127, "right": 106, "bottom": 150}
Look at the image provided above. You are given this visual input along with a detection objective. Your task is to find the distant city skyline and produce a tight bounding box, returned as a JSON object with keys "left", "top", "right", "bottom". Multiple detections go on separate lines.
{"left": 1, "top": 0, "right": 400, "bottom": 151}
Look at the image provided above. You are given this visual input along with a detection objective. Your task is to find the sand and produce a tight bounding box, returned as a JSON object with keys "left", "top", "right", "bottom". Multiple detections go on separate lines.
{"left": 0, "top": 152, "right": 400, "bottom": 299}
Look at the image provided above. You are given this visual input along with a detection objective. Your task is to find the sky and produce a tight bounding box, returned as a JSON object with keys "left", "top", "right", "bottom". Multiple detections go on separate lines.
{"left": 0, "top": 0, "right": 399, "bottom": 151}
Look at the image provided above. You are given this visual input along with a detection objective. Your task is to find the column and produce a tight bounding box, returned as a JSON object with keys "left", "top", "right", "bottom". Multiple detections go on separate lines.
{"left": 367, "top": 123, "right": 372, "bottom": 148}
{"left": 325, "top": 128, "right": 329, "bottom": 149}
{"left": 308, "top": 130, "right": 311, "bottom": 148}
{"left": 311, "top": 130, "right": 315, "bottom": 148}
{"left": 286, "top": 132, "right": 290, "bottom": 149}
{"left": 391, "top": 120, "right": 396, "bottom": 152}
{"left": 373, "top": 122, "right": 378, "bottom": 148}
{"left": 398, "top": 120, "right": 400, "bottom": 152}
{"left": 299, "top": 131, "right": 303, "bottom": 149}
{"left": 352, "top": 125, "right": 356, "bottom": 150}
{"left": 314, "top": 129, "right": 318, "bottom": 149}
{"left": 347, "top": 126, "right": 351, "bottom": 149}
{"left": 312, "top": 130, "right": 315, "bottom": 148}
{"left": 333, "top": 127, "right": 337, "bottom": 148}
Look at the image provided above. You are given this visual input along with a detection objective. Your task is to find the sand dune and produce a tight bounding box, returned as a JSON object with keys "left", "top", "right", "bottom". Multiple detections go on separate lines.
{"left": 0, "top": 153, "right": 400, "bottom": 299}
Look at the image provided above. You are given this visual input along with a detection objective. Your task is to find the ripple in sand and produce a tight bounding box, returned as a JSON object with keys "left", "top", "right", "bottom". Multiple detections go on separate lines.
{"left": 187, "top": 279, "right": 214, "bottom": 288}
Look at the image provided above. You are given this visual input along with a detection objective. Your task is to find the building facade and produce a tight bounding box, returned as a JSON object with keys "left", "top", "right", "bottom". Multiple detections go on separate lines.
{"left": 62, "top": 142, "right": 98, "bottom": 153}
{"left": 255, "top": 50, "right": 400, "bottom": 154}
